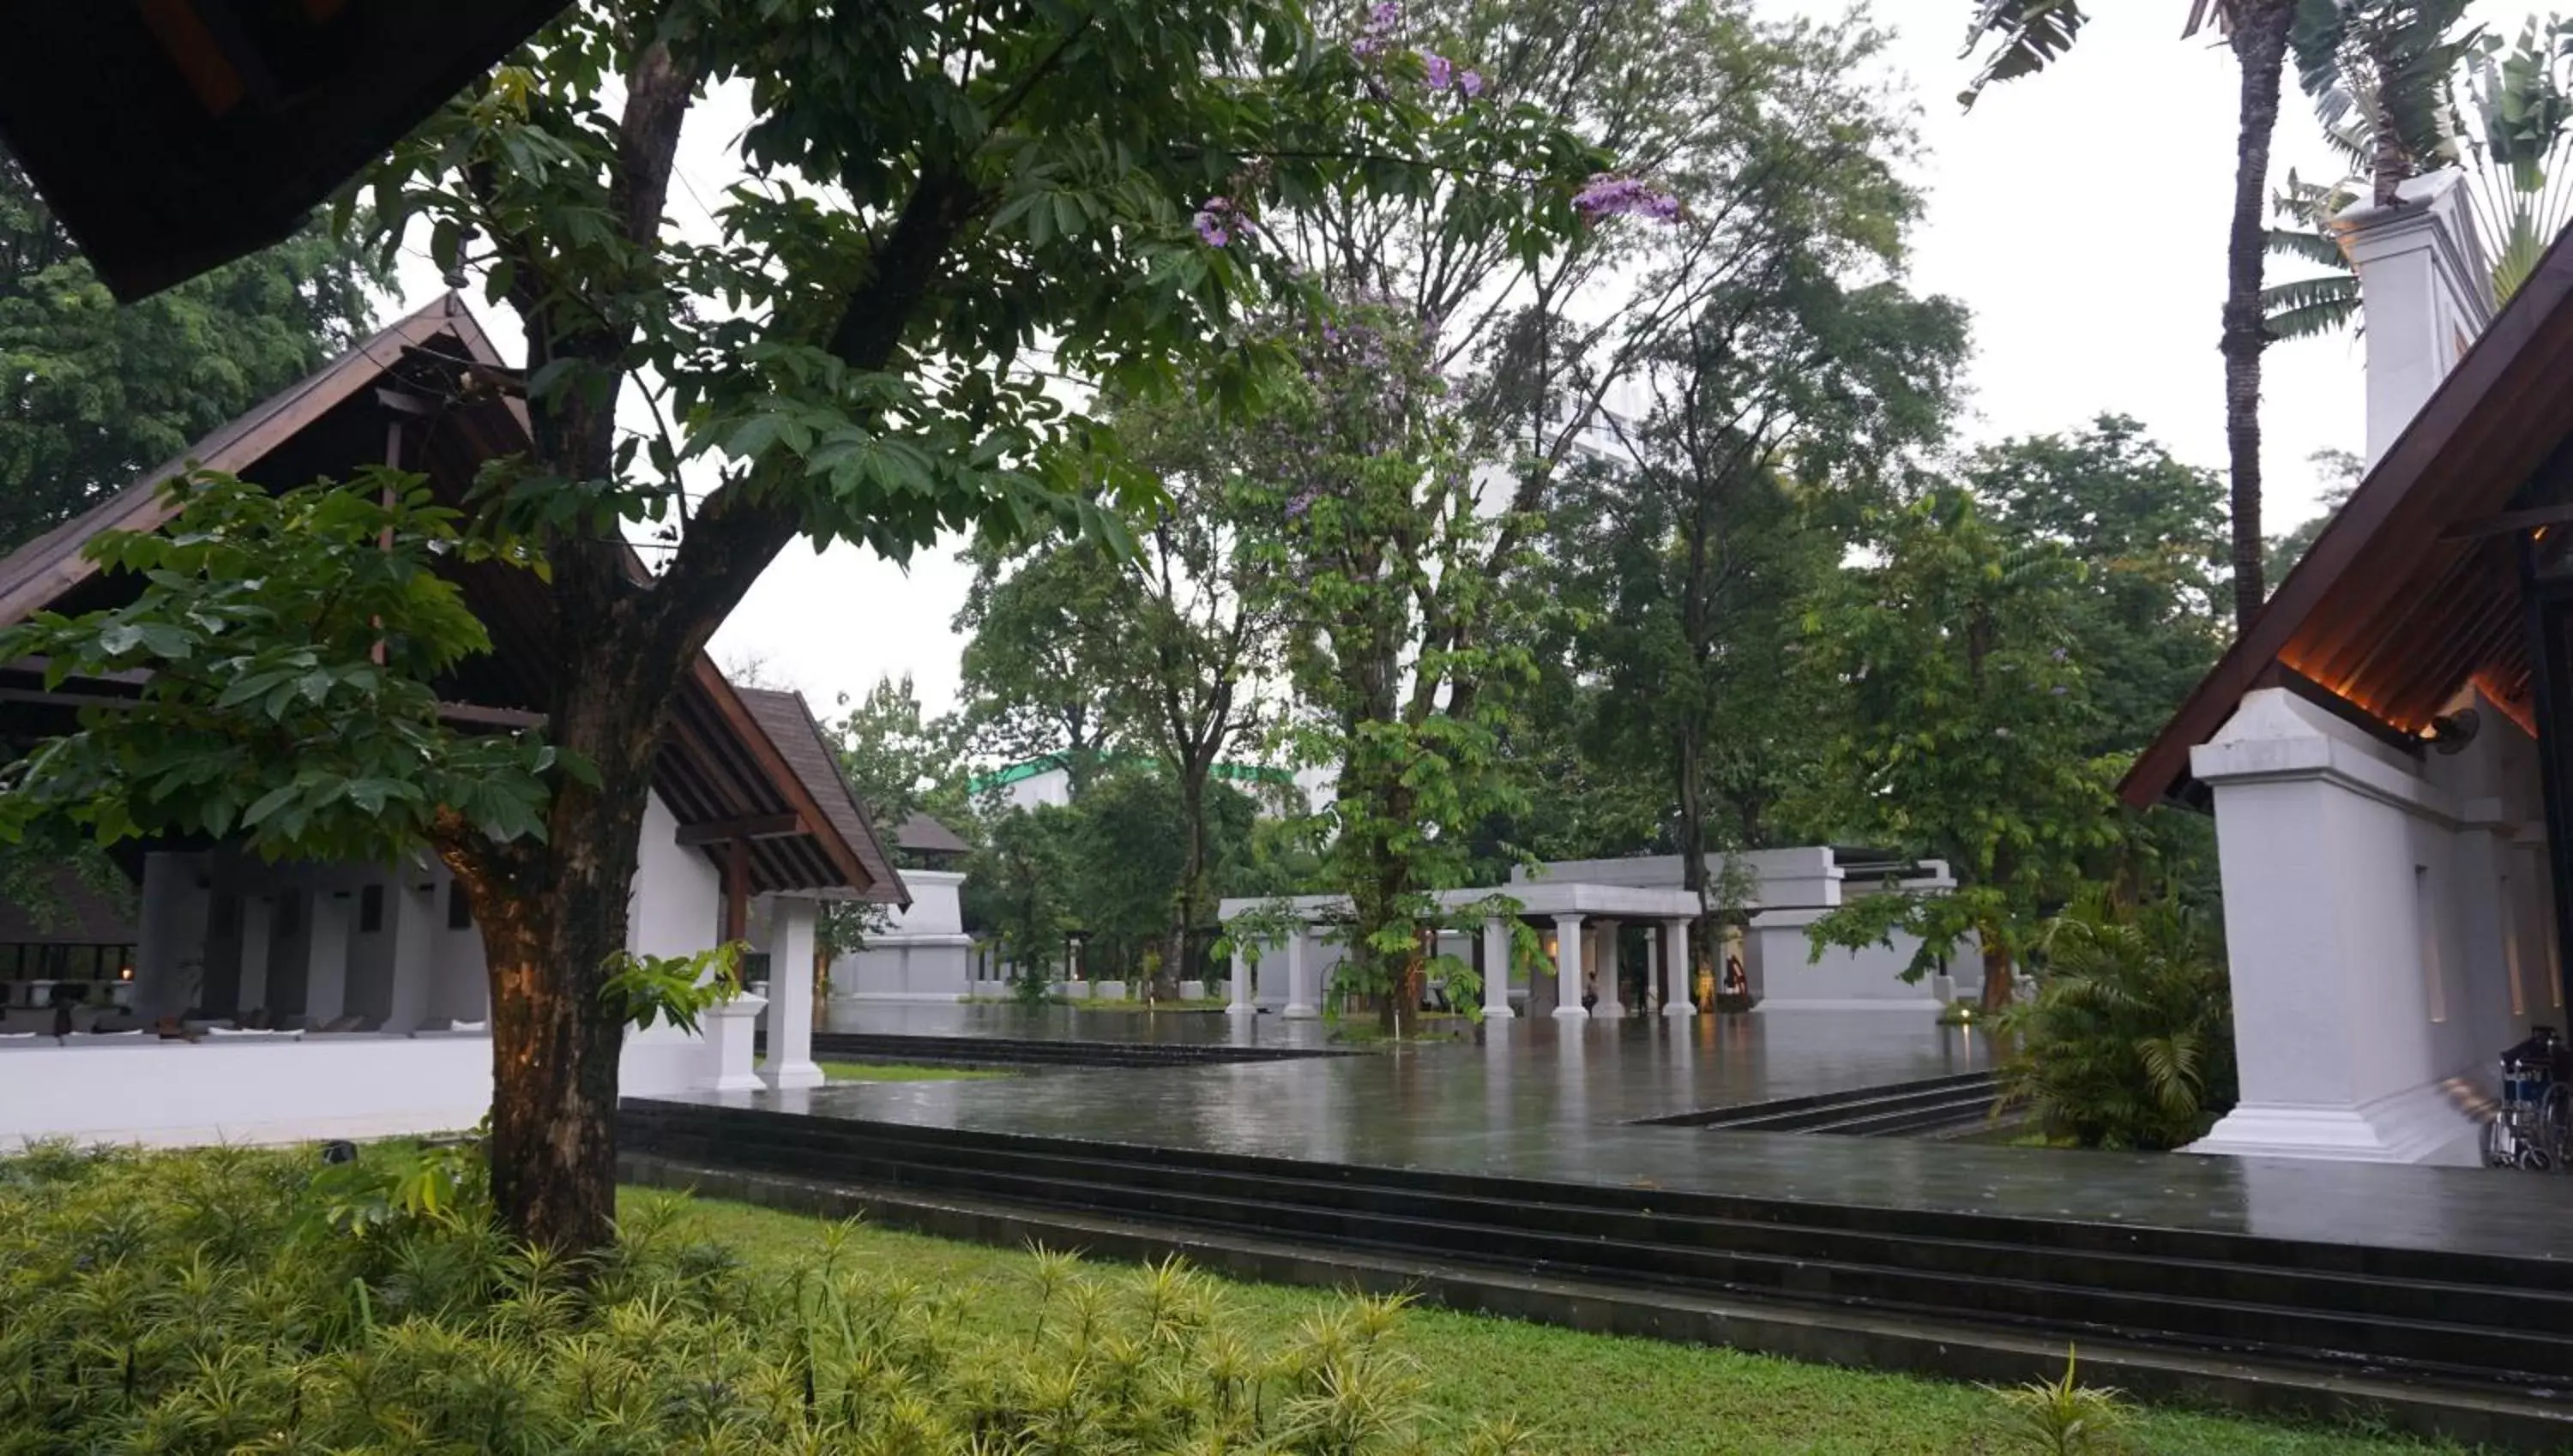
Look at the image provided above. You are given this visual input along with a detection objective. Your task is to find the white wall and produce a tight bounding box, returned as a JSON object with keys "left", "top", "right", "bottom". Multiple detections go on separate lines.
{"left": 0, "top": 1036, "right": 497, "bottom": 1146}
{"left": 628, "top": 791, "right": 724, "bottom": 960}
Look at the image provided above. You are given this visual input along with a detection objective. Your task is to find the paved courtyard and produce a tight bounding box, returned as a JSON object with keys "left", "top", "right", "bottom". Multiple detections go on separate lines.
{"left": 696, "top": 1006, "right": 2573, "bottom": 1263}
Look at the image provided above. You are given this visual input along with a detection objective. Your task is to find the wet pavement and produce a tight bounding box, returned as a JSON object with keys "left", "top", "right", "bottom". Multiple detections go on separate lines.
{"left": 818, "top": 1000, "right": 1347, "bottom": 1049}
{"left": 687, "top": 1007, "right": 2573, "bottom": 1264}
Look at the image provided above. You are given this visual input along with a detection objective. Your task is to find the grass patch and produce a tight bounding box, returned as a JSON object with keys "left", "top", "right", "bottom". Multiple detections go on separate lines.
{"left": 818, "top": 1060, "right": 1010, "bottom": 1082}
{"left": 670, "top": 1191, "right": 2472, "bottom": 1456}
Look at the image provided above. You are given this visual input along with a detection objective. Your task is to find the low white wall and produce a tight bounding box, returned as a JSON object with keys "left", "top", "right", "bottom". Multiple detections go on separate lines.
{"left": 0, "top": 1036, "right": 497, "bottom": 1147}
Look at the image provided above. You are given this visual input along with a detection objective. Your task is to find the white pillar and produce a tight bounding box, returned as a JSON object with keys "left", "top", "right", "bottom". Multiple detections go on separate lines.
{"left": 1662, "top": 919, "right": 1693, "bottom": 1016}
{"left": 2185, "top": 689, "right": 2481, "bottom": 1163}
{"left": 1592, "top": 918, "right": 1625, "bottom": 1017}
{"left": 1481, "top": 917, "right": 1515, "bottom": 1020}
{"left": 235, "top": 894, "right": 272, "bottom": 1016}
{"left": 761, "top": 896, "right": 823, "bottom": 1090}
{"left": 704, "top": 993, "right": 768, "bottom": 1092}
{"left": 1282, "top": 930, "right": 1318, "bottom": 1020}
{"left": 383, "top": 875, "right": 437, "bottom": 1033}
{"left": 1226, "top": 942, "right": 1256, "bottom": 1017}
{"left": 1552, "top": 913, "right": 1587, "bottom": 1020}
{"left": 2340, "top": 171, "right": 2493, "bottom": 466}
{"left": 303, "top": 891, "right": 351, "bottom": 1026}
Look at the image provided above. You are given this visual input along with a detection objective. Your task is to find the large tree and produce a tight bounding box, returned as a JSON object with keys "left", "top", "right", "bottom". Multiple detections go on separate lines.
{"left": 1793, "top": 487, "right": 2122, "bottom": 1008}
{"left": 1551, "top": 261, "right": 1967, "bottom": 972}
{"left": 1, "top": 3, "right": 1597, "bottom": 1250}
{"left": 1967, "top": 416, "right": 2230, "bottom": 757}
{"left": 0, "top": 158, "right": 377, "bottom": 552}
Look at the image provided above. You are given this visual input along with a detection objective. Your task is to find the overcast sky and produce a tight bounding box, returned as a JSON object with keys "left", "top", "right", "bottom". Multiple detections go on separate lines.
{"left": 399, "top": 2, "right": 2443, "bottom": 721}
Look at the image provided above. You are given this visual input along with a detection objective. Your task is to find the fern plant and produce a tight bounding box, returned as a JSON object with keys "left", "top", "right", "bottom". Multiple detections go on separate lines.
{"left": 1993, "top": 888, "right": 2238, "bottom": 1151}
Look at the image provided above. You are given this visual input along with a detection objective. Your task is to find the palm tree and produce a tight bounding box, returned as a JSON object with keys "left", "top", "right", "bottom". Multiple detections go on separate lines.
{"left": 2264, "top": 15, "right": 2573, "bottom": 340}
{"left": 1963, "top": 0, "right": 2297, "bottom": 631}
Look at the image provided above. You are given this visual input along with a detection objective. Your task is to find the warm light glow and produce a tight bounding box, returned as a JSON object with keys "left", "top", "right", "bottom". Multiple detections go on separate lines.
{"left": 118, "top": 966, "right": 133, "bottom": 981}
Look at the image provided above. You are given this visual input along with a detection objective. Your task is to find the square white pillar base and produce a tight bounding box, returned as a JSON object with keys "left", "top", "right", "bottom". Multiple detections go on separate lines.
{"left": 1483, "top": 1004, "right": 1516, "bottom": 1020}
{"left": 704, "top": 995, "right": 768, "bottom": 1094}
{"left": 1226, "top": 1002, "right": 1259, "bottom": 1018}
{"left": 2186, "top": 1080, "right": 2486, "bottom": 1165}
{"left": 1662, "top": 1002, "right": 1693, "bottom": 1018}
{"left": 1281, "top": 1003, "right": 1319, "bottom": 1020}
{"left": 766, "top": 1061, "right": 826, "bottom": 1091}
{"left": 1552, "top": 1005, "right": 1588, "bottom": 1020}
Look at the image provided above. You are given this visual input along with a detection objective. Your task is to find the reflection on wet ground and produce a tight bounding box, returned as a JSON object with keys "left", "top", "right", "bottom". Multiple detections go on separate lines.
{"left": 684, "top": 1005, "right": 2573, "bottom": 1262}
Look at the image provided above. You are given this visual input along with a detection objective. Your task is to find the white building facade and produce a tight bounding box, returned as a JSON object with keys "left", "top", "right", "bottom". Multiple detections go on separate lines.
{"left": 2131, "top": 172, "right": 2573, "bottom": 1165}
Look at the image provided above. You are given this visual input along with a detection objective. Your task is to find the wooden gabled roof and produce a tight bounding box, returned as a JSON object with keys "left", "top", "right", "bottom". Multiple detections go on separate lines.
{"left": 2123, "top": 226, "right": 2573, "bottom": 808}
{"left": 733, "top": 687, "right": 908, "bottom": 907}
{"left": 0, "top": 296, "right": 902, "bottom": 904}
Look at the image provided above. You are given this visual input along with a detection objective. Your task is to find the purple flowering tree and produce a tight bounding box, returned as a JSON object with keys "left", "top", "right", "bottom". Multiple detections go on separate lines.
{"left": 1224, "top": 302, "right": 1542, "bottom": 1034}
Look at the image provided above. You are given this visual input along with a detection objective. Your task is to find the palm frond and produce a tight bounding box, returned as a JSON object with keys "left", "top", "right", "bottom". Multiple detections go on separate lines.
{"left": 1958, "top": 0, "right": 2090, "bottom": 110}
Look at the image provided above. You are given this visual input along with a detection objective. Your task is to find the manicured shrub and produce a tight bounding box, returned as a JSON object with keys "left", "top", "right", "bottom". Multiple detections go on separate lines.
{"left": 0, "top": 1141, "right": 1538, "bottom": 1454}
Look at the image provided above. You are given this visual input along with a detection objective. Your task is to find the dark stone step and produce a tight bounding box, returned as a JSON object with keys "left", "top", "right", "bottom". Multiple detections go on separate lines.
{"left": 623, "top": 1152, "right": 2573, "bottom": 1454}
{"left": 622, "top": 1103, "right": 2573, "bottom": 1386}
{"left": 1640, "top": 1070, "right": 1996, "bottom": 1128}
{"left": 622, "top": 1100, "right": 2573, "bottom": 1297}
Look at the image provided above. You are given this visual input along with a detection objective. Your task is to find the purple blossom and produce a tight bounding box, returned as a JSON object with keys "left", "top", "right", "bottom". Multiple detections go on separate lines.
{"left": 1193, "top": 196, "right": 1256, "bottom": 249}
{"left": 1459, "top": 69, "right": 1485, "bottom": 97}
{"left": 1353, "top": 2, "right": 1401, "bottom": 59}
{"left": 1420, "top": 50, "right": 1453, "bottom": 90}
{"left": 2049, "top": 646, "right": 2069, "bottom": 662}
{"left": 2049, "top": 685, "right": 2069, "bottom": 696}
{"left": 1571, "top": 172, "right": 1682, "bottom": 222}
{"left": 1286, "top": 487, "right": 1322, "bottom": 520}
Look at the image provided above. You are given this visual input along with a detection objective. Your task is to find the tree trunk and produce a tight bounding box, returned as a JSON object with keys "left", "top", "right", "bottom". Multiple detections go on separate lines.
{"left": 446, "top": 703, "right": 660, "bottom": 1254}
{"left": 2222, "top": 0, "right": 2295, "bottom": 629}
{"left": 1161, "top": 769, "right": 1206, "bottom": 1002}
{"left": 1979, "top": 937, "right": 2016, "bottom": 1012}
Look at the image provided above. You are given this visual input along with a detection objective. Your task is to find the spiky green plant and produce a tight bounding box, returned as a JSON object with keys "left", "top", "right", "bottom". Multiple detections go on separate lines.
{"left": 1988, "top": 1348, "right": 2132, "bottom": 1455}
{"left": 0, "top": 1141, "right": 1495, "bottom": 1455}
{"left": 1993, "top": 888, "right": 2238, "bottom": 1151}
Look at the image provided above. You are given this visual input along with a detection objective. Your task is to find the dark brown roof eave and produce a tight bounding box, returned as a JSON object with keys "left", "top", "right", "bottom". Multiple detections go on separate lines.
{"left": 2119, "top": 226, "right": 2573, "bottom": 810}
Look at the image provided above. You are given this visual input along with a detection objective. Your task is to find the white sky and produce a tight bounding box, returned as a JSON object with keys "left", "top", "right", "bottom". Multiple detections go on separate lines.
{"left": 393, "top": 2, "right": 2495, "bottom": 720}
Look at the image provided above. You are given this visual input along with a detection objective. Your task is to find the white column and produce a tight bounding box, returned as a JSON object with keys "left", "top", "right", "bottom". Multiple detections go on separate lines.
{"left": 235, "top": 894, "right": 272, "bottom": 1016}
{"left": 1662, "top": 919, "right": 1693, "bottom": 1016}
{"left": 1552, "top": 913, "right": 1587, "bottom": 1020}
{"left": 383, "top": 875, "right": 438, "bottom": 1033}
{"left": 761, "top": 896, "right": 824, "bottom": 1089}
{"left": 1226, "top": 942, "right": 1256, "bottom": 1017}
{"left": 2339, "top": 171, "right": 2493, "bottom": 466}
{"left": 1282, "top": 930, "right": 1318, "bottom": 1020}
{"left": 704, "top": 992, "right": 769, "bottom": 1092}
{"left": 1481, "top": 917, "right": 1515, "bottom": 1020}
{"left": 1592, "top": 918, "right": 1625, "bottom": 1017}
{"left": 2185, "top": 689, "right": 2480, "bottom": 1162}
{"left": 303, "top": 891, "right": 351, "bottom": 1026}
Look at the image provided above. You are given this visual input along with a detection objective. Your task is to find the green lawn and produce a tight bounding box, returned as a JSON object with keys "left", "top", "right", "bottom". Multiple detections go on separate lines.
{"left": 661, "top": 1191, "right": 2464, "bottom": 1456}
{"left": 819, "top": 1060, "right": 1011, "bottom": 1081}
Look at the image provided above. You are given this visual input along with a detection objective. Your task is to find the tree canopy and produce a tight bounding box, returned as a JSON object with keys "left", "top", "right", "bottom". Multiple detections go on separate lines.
{"left": 0, "top": 158, "right": 378, "bottom": 552}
